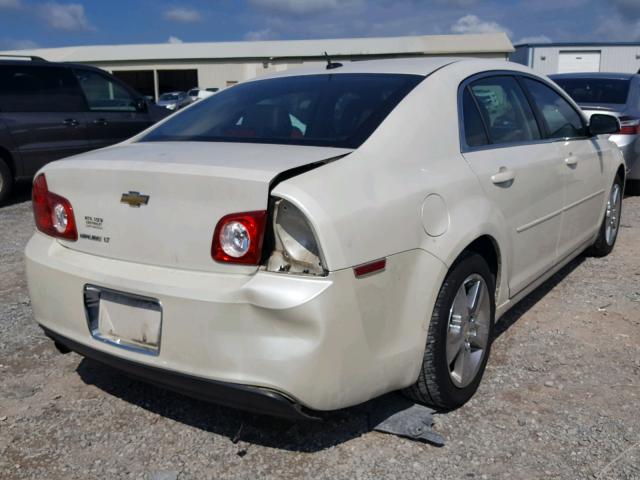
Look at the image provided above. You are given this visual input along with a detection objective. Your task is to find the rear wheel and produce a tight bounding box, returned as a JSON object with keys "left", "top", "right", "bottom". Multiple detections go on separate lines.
{"left": 588, "top": 176, "right": 623, "bottom": 257}
{"left": 0, "top": 158, "right": 13, "bottom": 205}
{"left": 403, "top": 253, "right": 495, "bottom": 410}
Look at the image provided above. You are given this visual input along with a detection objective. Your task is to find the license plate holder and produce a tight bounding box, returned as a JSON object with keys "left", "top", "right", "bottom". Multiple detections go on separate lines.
{"left": 84, "top": 285, "right": 162, "bottom": 356}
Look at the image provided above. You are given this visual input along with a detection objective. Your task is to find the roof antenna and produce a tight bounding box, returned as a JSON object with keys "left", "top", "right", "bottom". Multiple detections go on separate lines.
{"left": 324, "top": 51, "right": 342, "bottom": 70}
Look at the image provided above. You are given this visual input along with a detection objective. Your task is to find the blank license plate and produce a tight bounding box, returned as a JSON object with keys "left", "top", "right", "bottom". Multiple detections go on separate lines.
{"left": 84, "top": 285, "right": 162, "bottom": 355}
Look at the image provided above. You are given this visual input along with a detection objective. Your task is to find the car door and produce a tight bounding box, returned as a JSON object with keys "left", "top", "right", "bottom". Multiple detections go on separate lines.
{"left": 73, "top": 68, "right": 154, "bottom": 149}
{"left": 521, "top": 77, "right": 605, "bottom": 256}
{"left": 0, "top": 64, "right": 90, "bottom": 176}
{"left": 460, "top": 74, "right": 565, "bottom": 297}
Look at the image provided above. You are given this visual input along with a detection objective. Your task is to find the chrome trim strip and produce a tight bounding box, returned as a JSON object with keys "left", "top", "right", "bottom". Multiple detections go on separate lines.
{"left": 516, "top": 208, "right": 563, "bottom": 233}
{"left": 516, "top": 189, "right": 606, "bottom": 233}
{"left": 564, "top": 189, "right": 605, "bottom": 211}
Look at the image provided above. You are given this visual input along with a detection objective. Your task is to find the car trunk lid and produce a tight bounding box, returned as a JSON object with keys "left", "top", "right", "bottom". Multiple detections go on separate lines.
{"left": 42, "top": 141, "right": 351, "bottom": 274}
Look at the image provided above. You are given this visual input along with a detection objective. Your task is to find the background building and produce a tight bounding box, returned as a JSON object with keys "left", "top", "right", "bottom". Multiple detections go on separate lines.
{"left": 511, "top": 42, "right": 640, "bottom": 75}
{"left": 1, "top": 33, "right": 513, "bottom": 100}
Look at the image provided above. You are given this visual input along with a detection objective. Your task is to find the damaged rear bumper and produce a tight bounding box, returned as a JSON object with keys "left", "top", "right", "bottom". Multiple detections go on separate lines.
{"left": 26, "top": 232, "right": 446, "bottom": 413}
{"left": 42, "top": 326, "right": 315, "bottom": 420}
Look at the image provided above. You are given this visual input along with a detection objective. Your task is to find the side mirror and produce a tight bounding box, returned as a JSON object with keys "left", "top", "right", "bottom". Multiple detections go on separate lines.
{"left": 134, "top": 98, "right": 148, "bottom": 113}
{"left": 589, "top": 114, "right": 620, "bottom": 136}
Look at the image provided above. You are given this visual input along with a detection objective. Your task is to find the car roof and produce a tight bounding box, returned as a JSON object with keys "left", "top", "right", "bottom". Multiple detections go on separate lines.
{"left": 550, "top": 72, "right": 636, "bottom": 81}
{"left": 247, "top": 57, "right": 523, "bottom": 81}
{"left": 0, "top": 57, "right": 118, "bottom": 74}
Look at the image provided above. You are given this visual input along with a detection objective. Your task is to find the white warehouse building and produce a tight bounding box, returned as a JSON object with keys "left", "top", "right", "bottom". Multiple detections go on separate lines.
{"left": 511, "top": 42, "right": 640, "bottom": 75}
{"left": 1, "top": 33, "right": 513, "bottom": 100}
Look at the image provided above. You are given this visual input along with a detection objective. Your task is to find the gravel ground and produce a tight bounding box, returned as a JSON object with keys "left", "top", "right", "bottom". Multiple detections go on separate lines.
{"left": 1, "top": 182, "right": 639, "bottom": 480}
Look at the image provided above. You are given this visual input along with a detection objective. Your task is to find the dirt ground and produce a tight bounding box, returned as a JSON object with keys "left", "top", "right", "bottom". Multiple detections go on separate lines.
{"left": 1, "top": 182, "right": 639, "bottom": 480}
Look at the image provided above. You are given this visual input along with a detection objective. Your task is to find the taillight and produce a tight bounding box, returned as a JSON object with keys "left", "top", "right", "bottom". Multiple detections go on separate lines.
{"left": 211, "top": 211, "right": 267, "bottom": 264}
{"left": 32, "top": 174, "right": 78, "bottom": 241}
{"left": 618, "top": 116, "right": 640, "bottom": 135}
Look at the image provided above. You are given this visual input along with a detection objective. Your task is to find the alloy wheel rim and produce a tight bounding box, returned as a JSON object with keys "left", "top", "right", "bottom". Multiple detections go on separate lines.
{"left": 446, "top": 274, "right": 491, "bottom": 388}
{"left": 605, "top": 183, "right": 621, "bottom": 246}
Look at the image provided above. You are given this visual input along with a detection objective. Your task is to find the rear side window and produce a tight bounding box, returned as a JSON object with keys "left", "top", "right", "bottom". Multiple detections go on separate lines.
{"left": 0, "top": 65, "right": 85, "bottom": 112}
{"left": 141, "top": 73, "right": 423, "bottom": 149}
{"left": 469, "top": 76, "right": 541, "bottom": 145}
{"left": 74, "top": 69, "right": 137, "bottom": 112}
{"left": 462, "top": 88, "right": 489, "bottom": 147}
{"left": 553, "top": 78, "right": 630, "bottom": 105}
{"left": 522, "top": 78, "right": 587, "bottom": 139}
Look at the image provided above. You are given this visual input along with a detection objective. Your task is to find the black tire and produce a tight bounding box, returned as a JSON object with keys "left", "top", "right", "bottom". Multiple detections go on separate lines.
{"left": 587, "top": 175, "right": 623, "bottom": 258}
{"left": 403, "top": 252, "right": 495, "bottom": 410}
{"left": 0, "top": 157, "right": 13, "bottom": 205}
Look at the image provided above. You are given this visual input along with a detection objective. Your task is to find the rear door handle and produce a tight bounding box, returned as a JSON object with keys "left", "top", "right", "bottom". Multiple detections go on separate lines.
{"left": 62, "top": 118, "right": 79, "bottom": 127}
{"left": 93, "top": 118, "right": 108, "bottom": 126}
{"left": 564, "top": 156, "right": 578, "bottom": 167}
{"left": 491, "top": 167, "right": 516, "bottom": 185}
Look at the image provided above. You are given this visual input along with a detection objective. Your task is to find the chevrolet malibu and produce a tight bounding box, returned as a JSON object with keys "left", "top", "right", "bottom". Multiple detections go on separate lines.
{"left": 25, "top": 58, "right": 625, "bottom": 418}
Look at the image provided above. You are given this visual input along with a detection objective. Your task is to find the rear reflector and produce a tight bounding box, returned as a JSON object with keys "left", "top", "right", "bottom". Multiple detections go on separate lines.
{"left": 353, "top": 258, "right": 387, "bottom": 277}
{"left": 32, "top": 174, "right": 78, "bottom": 241}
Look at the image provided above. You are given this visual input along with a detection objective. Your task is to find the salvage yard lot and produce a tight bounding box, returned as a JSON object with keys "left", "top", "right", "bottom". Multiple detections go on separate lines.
{"left": 1, "top": 184, "right": 639, "bottom": 480}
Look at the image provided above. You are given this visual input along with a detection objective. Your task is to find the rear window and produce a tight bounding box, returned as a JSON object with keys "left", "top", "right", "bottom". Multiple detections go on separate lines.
{"left": 553, "top": 78, "right": 630, "bottom": 105}
{"left": 141, "top": 73, "right": 423, "bottom": 148}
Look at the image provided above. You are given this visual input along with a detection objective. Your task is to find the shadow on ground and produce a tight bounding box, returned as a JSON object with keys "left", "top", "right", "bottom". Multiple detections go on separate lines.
{"left": 73, "top": 251, "right": 586, "bottom": 452}
{"left": 77, "top": 356, "right": 388, "bottom": 452}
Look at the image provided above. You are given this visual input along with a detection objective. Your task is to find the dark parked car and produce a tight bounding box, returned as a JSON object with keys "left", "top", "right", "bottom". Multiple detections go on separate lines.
{"left": 0, "top": 56, "right": 169, "bottom": 203}
{"left": 550, "top": 72, "right": 640, "bottom": 194}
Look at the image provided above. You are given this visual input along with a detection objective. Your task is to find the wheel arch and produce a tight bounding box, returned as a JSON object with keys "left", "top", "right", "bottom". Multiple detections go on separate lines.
{"left": 616, "top": 163, "right": 626, "bottom": 184}
{"left": 0, "top": 145, "right": 15, "bottom": 178}
{"left": 454, "top": 234, "right": 503, "bottom": 303}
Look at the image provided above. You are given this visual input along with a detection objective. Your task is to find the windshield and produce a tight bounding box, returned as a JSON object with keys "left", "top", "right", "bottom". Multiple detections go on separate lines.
{"left": 553, "top": 78, "right": 631, "bottom": 105}
{"left": 160, "top": 93, "right": 179, "bottom": 101}
{"left": 141, "top": 73, "right": 423, "bottom": 148}
{"left": 188, "top": 89, "right": 199, "bottom": 96}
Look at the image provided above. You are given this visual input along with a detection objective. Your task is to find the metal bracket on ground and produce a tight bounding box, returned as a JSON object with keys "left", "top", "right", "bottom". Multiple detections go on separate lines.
{"left": 366, "top": 394, "right": 445, "bottom": 446}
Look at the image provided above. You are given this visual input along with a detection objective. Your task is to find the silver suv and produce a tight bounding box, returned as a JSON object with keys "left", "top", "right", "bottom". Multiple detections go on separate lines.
{"left": 550, "top": 72, "right": 640, "bottom": 194}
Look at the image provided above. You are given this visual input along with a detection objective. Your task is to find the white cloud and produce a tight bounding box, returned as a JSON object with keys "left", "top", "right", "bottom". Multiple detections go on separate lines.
{"left": 41, "top": 2, "right": 93, "bottom": 31}
{"left": 450, "top": 14, "right": 512, "bottom": 36}
{"left": 0, "top": 38, "right": 38, "bottom": 50}
{"left": 595, "top": 15, "right": 640, "bottom": 41}
{"left": 244, "top": 28, "right": 277, "bottom": 41}
{"left": 164, "top": 7, "right": 202, "bottom": 23}
{"left": 248, "top": 0, "right": 364, "bottom": 15}
{"left": 610, "top": 0, "right": 640, "bottom": 20}
{"left": 167, "top": 35, "right": 183, "bottom": 44}
{"left": 0, "top": 0, "right": 21, "bottom": 8}
{"left": 516, "top": 35, "right": 552, "bottom": 45}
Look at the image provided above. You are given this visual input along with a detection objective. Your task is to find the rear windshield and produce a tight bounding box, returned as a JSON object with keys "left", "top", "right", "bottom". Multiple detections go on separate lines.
{"left": 553, "top": 78, "right": 631, "bottom": 105}
{"left": 141, "top": 73, "right": 423, "bottom": 148}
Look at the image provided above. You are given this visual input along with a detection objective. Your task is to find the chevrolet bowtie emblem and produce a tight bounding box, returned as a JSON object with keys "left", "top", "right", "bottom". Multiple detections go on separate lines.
{"left": 120, "top": 191, "right": 150, "bottom": 208}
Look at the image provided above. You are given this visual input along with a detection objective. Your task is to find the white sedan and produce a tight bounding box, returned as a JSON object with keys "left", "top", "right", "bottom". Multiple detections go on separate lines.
{"left": 25, "top": 58, "right": 625, "bottom": 418}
